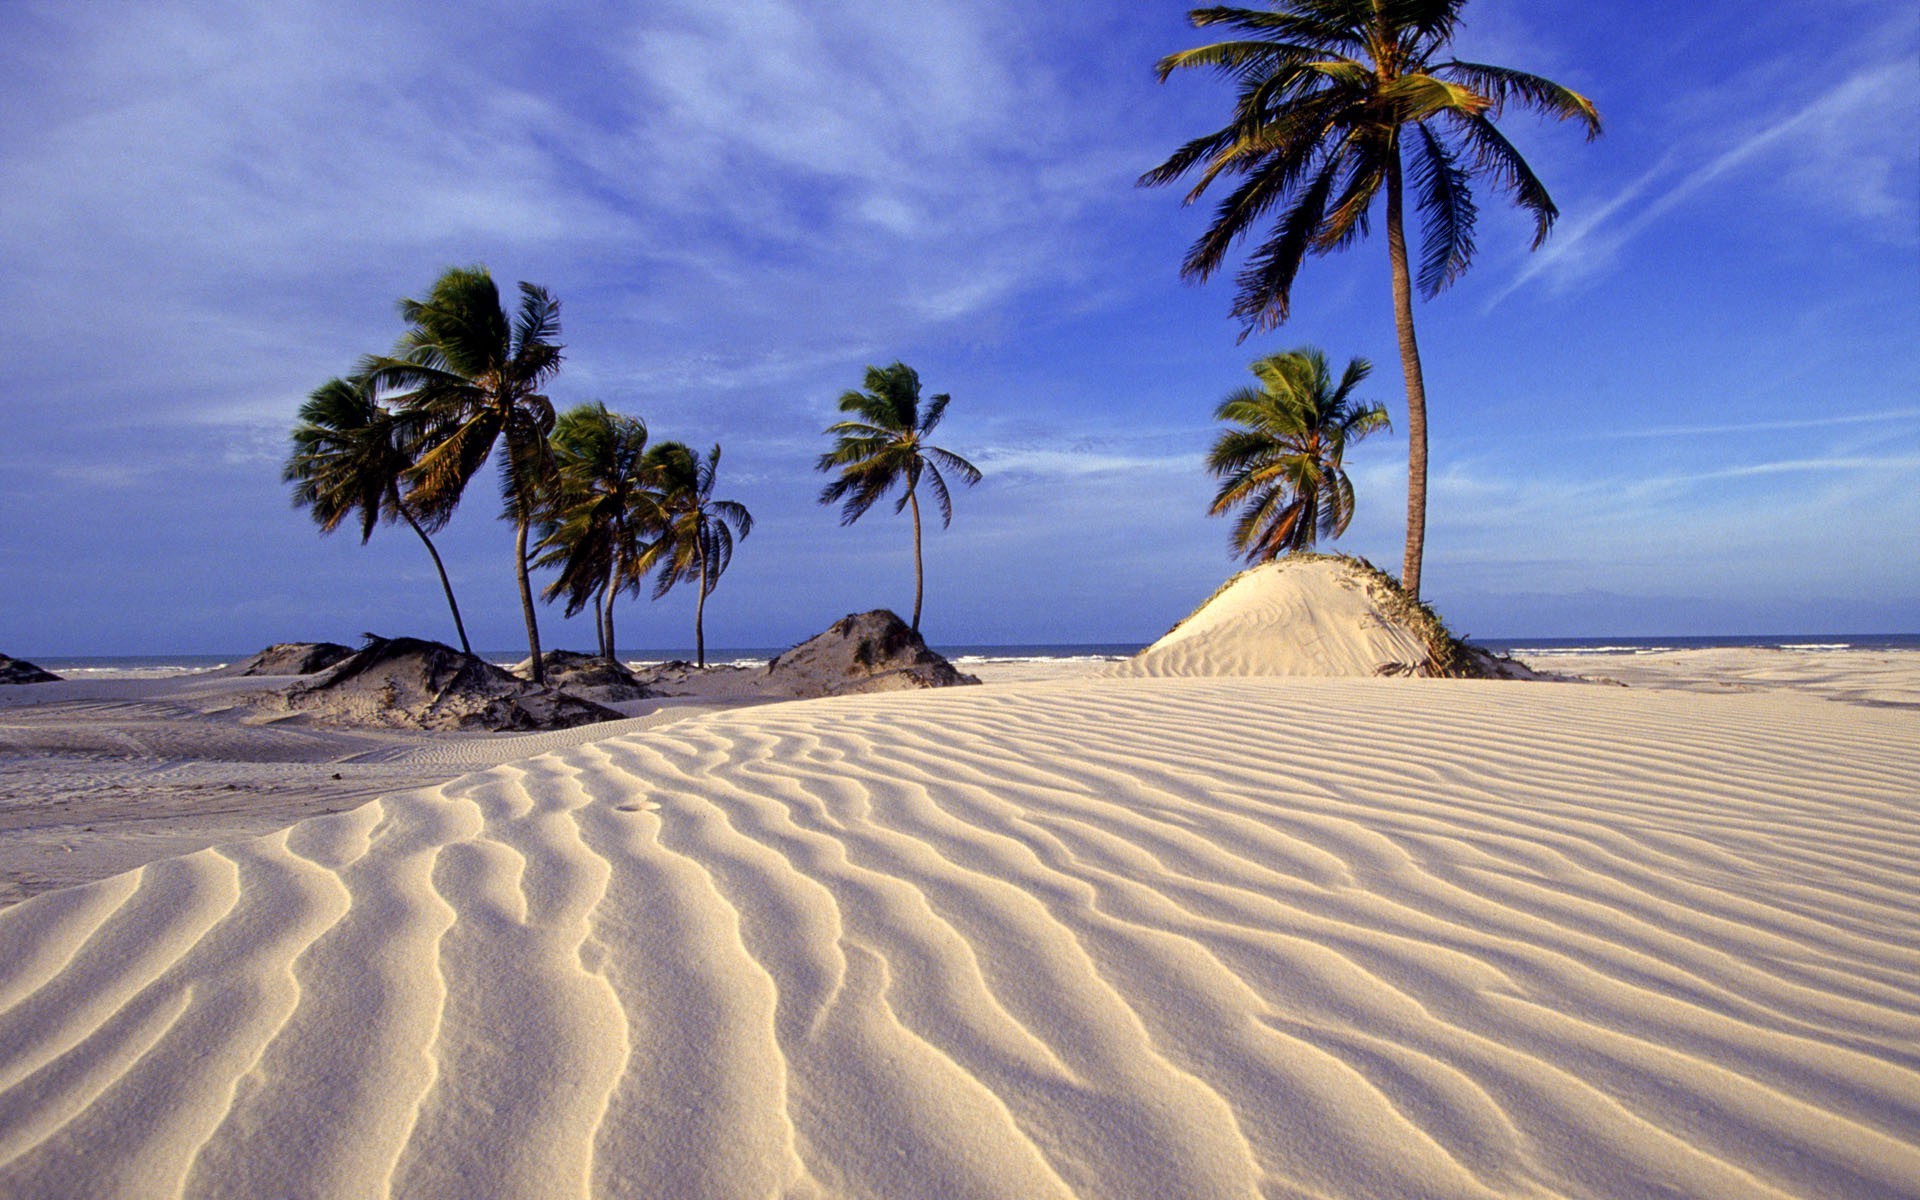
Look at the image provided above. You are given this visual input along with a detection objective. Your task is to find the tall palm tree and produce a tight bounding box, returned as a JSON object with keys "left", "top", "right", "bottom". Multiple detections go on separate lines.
{"left": 1143, "top": 1, "right": 1600, "bottom": 596}
{"left": 532, "top": 403, "right": 653, "bottom": 663}
{"left": 1206, "top": 347, "right": 1390, "bottom": 561}
{"left": 284, "top": 377, "right": 473, "bottom": 655}
{"left": 360, "top": 266, "right": 564, "bottom": 681}
{"left": 816, "top": 362, "right": 982, "bottom": 632}
{"left": 633, "top": 442, "right": 752, "bottom": 668}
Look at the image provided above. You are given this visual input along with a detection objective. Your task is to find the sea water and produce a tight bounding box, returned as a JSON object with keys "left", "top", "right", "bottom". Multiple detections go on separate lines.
{"left": 29, "top": 634, "right": 1920, "bottom": 681}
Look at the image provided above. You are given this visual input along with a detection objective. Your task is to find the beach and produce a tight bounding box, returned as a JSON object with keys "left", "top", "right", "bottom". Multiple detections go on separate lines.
{"left": 0, "top": 640, "right": 1915, "bottom": 1197}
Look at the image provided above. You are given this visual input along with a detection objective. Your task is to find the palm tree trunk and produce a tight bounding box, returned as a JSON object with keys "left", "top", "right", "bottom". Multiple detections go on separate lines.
{"left": 393, "top": 489, "right": 473, "bottom": 657}
{"left": 515, "top": 515, "right": 545, "bottom": 683}
{"left": 602, "top": 553, "right": 619, "bottom": 663}
{"left": 694, "top": 536, "right": 709, "bottom": 669}
{"left": 908, "top": 490, "right": 925, "bottom": 632}
{"left": 1384, "top": 147, "right": 1431, "bottom": 599}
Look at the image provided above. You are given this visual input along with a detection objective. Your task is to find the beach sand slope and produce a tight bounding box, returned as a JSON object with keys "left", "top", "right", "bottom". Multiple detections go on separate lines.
{"left": 0, "top": 677, "right": 1915, "bottom": 1198}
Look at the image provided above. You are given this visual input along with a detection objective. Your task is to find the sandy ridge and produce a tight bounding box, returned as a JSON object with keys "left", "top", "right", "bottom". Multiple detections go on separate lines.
{"left": 0, "top": 677, "right": 1915, "bottom": 1197}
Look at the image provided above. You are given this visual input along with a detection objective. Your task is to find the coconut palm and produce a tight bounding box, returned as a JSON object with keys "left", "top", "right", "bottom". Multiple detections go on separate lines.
{"left": 633, "top": 442, "right": 752, "bottom": 668}
{"left": 531, "top": 402, "right": 653, "bottom": 663}
{"left": 284, "top": 377, "right": 473, "bottom": 655}
{"left": 816, "top": 362, "right": 982, "bottom": 632}
{"left": 360, "top": 266, "right": 564, "bottom": 681}
{"left": 1206, "top": 348, "right": 1390, "bottom": 561}
{"left": 1143, "top": 1, "right": 1600, "bottom": 596}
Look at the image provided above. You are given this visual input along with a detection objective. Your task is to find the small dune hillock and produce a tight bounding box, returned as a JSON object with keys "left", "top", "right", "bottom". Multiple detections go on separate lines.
{"left": 284, "top": 636, "right": 622, "bottom": 731}
{"left": 513, "top": 650, "right": 656, "bottom": 703}
{"left": 764, "top": 610, "right": 980, "bottom": 697}
{"left": 0, "top": 654, "right": 60, "bottom": 685}
{"left": 1111, "top": 555, "right": 1536, "bottom": 680}
{"left": 220, "top": 642, "right": 355, "bottom": 677}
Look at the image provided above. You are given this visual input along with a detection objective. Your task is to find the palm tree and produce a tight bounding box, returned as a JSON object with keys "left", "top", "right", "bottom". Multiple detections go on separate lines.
{"left": 531, "top": 402, "right": 652, "bottom": 663}
{"left": 1206, "top": 347, "right": 1390, "bottom": 561}
{"left": 816, "top": 362, "right": 982, "bottom": 632}
{"left": 633, "top": 442, "right": 752, "bottom": 668}
{"left": 284, "top": 377, "right": 473, "bottom": 655}
{"left": 360, "top": 266, "right": 564, "bottom": 681}
{"left": 1143, "top": 1, "right": 1599, "bottom": 596}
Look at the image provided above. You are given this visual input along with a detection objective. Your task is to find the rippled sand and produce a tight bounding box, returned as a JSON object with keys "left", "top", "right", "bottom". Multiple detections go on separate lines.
{"left": 1, "top": 676, "right": 1915, "bottom": 1198}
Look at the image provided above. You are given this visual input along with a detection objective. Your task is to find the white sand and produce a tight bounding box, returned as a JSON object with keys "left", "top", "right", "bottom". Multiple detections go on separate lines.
{"left": 0, "top": 672, "right": 711, "bottom": 907}
{"left": 1516, "top": 646, "right": 1920, "bottom": 709}
{"left": 1, "top": 666, "right": 1916, "bottom": 1197}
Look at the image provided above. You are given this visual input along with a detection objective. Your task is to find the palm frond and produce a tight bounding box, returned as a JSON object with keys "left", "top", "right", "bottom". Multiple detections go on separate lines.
{"left": 1224, "top": 151, "right": 1343, "bottom": 329}
{"left": 919, "top": 391, "right": 951, "bottom": 435}
{"left": 1183, "top": 6, "right": 1369, "bottom": 56}
{"left": 1449, "top": 111, "right": 1558, "bottom": 247}
{"left": 1410, "top": 122, "right": 1477, "bottom": 296}
{"left": 924, "top": 446, "right": 982, "bottom": 486}
{"left": 1433, "top": 60, "right": 1601, "bottom": 136}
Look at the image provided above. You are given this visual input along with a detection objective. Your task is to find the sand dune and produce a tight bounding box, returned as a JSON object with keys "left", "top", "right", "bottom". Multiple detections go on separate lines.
{"left": 0, "top": 676, "right": 1915, "bottom": 1198}
{"left": 1109, "top": 558, "right": 1511, "bottom": 678}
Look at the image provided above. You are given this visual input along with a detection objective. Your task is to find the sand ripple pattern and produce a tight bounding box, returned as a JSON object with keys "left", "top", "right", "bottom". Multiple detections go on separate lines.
{"left": 0, "top": 678, "right": 1916, "bottom": 1198}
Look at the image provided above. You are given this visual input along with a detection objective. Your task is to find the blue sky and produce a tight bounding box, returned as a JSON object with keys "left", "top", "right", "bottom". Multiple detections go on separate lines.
{"left": 2, "top": 0, "right": 1915, "bottom": 655}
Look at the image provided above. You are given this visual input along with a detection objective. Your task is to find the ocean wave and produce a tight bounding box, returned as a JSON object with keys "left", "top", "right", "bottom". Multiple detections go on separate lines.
{"left": 40, "top": 664, "right": 230, "bottom": 679}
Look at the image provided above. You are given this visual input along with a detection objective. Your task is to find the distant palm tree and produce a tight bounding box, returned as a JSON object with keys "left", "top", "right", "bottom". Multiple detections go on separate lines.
{"left": 817, "top": 362, "right": 982, "bottom": 631}
{"left": 360, "top": 266, "right": 564, "bottom": 681}
{"left": 1206, "top": 348, "right": 1390, "bottom": 561}
{"left": 284, "top": 377, "right": 473, "bottom": 654}
{"left": 532, "top": 402, "right": 652, "bottom": 663}
{"left": 1143, "top": 0, "right": 1600, "bottom": 596}
{"left": 633, "top": 442, "right": 752, "bottom": 668}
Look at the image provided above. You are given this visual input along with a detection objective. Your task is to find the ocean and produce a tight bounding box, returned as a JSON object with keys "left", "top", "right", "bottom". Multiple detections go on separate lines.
{"left": 27, "top": 634, "right": 1920, "bottom": 680}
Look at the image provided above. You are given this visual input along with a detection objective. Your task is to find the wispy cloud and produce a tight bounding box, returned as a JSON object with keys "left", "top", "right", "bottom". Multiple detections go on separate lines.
{"left": 1659, "top": 454, "right": 1920, "bottom": 485}
{"left": 1594, "top": 407, "right": 1920, "bottom": 439}
{"left": 1490, "top": 57, "right": 1920, "bottom": 305}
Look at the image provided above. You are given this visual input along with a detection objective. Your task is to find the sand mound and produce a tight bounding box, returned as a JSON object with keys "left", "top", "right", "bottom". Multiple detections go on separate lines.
{"left": 764, "top": 610, "right": 980, "bottom": 696}
{"left": 513, "top": 651, "right": 656, "bottom": 703}
{"left": 282, "top": 636, "right": 621, "bottom": 731}
{"left": 0, "top": 678, "right": 1914, "bottom": 1197}
{"left": 1112, "top": 556, "right": 1536, "bottom": 679}
{"left": 217, "top": 642, "right": 354, "bottom": 677}
{"left": 0, "top": 655, "right": 59, "bottom": 685}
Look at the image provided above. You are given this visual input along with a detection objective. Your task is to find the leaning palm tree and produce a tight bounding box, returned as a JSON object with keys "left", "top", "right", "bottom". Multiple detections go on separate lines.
{"left": 531, "top": 403, "right": 653, "bottom": 663}
{"left": 632, "top": 442, "right": 752, "bottom": 668}
{"left": 1143, "top": 1, "right": 1600, "bottom": 596}
{"left": 284, "top": 377, "right": 473, "bottom": 654}
{"left": 360, "top": 266, "right": 563, "bottom": 681}
{"left": 1206, "top": 348, "right": 1390, "bottom": 561}
{"left": 816, "top": 362, "right": 982, "bottom": 631}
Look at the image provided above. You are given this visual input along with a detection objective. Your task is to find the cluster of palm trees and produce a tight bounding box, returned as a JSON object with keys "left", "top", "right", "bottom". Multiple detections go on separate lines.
{"left": 284, "top": 266, "right": 753, "bottom": 675}
{"left": 1147, "top": 0, "right": 1600, "bottom": 585}
{"left": 287, "top": 268, "right": 985, "bottom": 669}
